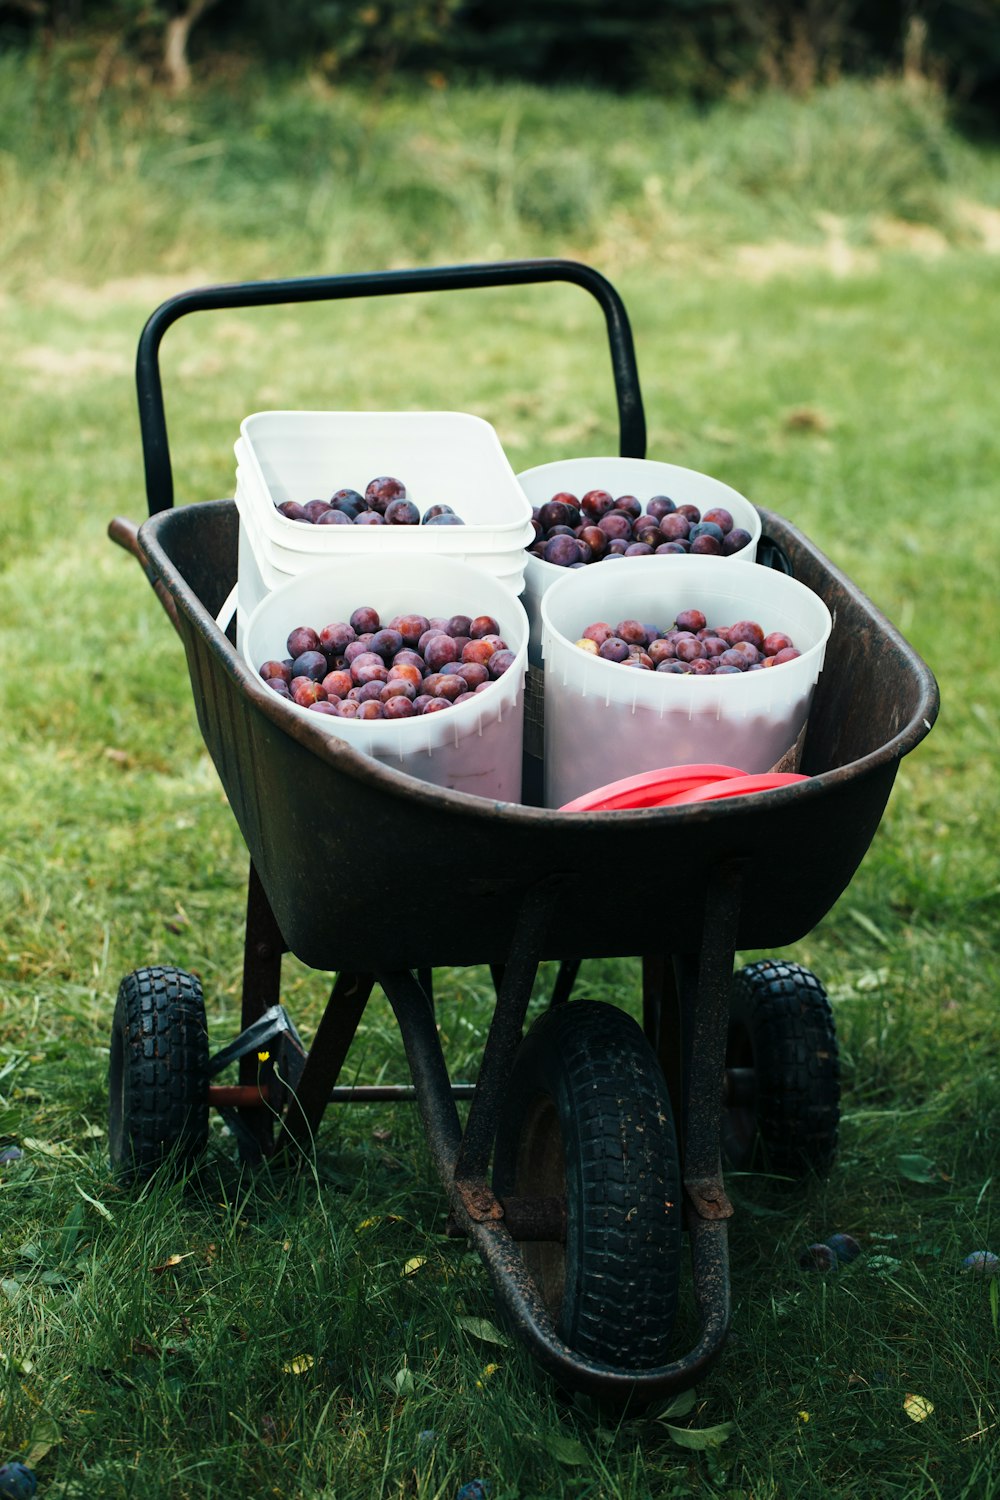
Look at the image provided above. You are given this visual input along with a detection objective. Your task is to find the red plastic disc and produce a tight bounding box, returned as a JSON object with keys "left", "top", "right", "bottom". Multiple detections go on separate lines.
{"left": 559, "top": 763, "right": 748, "bottom": 813}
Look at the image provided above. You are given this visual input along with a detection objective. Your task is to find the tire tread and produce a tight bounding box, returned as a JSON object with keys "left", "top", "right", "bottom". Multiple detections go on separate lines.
{"left": 495, "top": 1000, "right": 682, "bottom": 1369}
{"left": 726, "top": 959, "right": 840, "bottom": 1177}
{"left": 109, "top": 965, "right": 210, "bottom": 1182}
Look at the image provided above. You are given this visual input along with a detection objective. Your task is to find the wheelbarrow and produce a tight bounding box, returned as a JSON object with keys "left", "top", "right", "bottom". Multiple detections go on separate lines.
{"left": 106, "top": 258, "right": 939, "bottom": 1403}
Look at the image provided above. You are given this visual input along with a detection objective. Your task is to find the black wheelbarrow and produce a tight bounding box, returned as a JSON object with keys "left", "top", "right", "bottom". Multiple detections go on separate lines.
{"left": 107, "top": 259, "right": 939, "bottom": 1403}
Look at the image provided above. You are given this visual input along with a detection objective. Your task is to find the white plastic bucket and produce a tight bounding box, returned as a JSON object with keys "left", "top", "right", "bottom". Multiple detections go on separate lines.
{"left": 517, "top": 456, "right": 763, "bottom": 666}
{"left": 242, "top": 554, "right": 529, "bottom": 803}
{"left": 539, "top": 553, "right": 831, "bottom": 809}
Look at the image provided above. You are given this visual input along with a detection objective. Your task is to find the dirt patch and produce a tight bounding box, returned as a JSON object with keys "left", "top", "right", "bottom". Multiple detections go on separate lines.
{"left": 733, "top": 238, "right": 876, "bottom": 281}
{"left": 953, "top": 198, "right": 1000, "bottom": 253}
{"left": 733, "top": 213, "right": 879, "bottom": 282}
{"left": 870, "top": 217, "right": 949, "bottom": 256}
{"left": 725, "top": 199, "right": 1000, "bottom": 280}
{"left": 16, "top": 345, "right": 131, "bottom": 379}
{"left": 35, "top": 271, "right": 219, "bottom": 311}
{"left": 784, "top": 406, "right": 832, "bottom": 434}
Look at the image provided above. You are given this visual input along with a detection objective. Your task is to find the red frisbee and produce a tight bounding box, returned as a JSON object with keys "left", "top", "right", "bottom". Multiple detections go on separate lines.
{"left": 559, "top": 764, "right": 748, "bottom": 813}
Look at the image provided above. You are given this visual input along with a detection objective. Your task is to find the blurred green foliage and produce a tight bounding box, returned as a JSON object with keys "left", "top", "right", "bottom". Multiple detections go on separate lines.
{"left": 1, "top": 0, "right": 999, "bottom": 121}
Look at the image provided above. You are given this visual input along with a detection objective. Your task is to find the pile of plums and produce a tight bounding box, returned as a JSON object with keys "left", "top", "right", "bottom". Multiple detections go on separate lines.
{"left": 574, "top": 610, "right": 802, "bottom": 674}
{"left": 259, "top": 604, "right": 516, "bottom": 719}
{"left": 275, "top": 475, "right": 464, "bottom": 529}
{"left": 527, "top": 489, "right": 752, "bottom": 567}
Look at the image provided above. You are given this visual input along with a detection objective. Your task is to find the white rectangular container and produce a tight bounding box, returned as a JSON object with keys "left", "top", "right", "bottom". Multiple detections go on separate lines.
{"left": 234, "top": 467, "right": 528, "bottom": 647}
{"left": 233, "top": 411, "right": 534, "bottom": 643}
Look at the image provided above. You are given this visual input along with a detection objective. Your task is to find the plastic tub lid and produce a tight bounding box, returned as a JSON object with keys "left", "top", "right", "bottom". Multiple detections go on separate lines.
{"left": 665, "top": 771, "right": 810, "bottom": 806}
{"left": 559, "top": 764, "right": 748, "bottom": 812}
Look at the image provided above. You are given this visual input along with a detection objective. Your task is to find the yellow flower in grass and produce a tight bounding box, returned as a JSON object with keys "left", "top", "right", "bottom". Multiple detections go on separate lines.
{"left": 257, "top": 1050, "right": 270, "bottom": 1063}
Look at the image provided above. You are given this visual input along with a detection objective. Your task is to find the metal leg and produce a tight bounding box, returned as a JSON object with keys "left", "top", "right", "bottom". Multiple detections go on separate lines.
{"left": 277, "top": 971, "right": 375, "bottom": 1159}
{"left": 453, "top": 877, "right": 561, "bottom": 1184}
{"left": 377, "top": 876, "right": 561, "bottom": 1228}
{"left": 236, "top": 862, "right": 286, "bottom": 1161}
{"left": 643, "top": 953, "right": 685, "bottom": 1153}
{"left": 377, "top": 968, "right": 464, "bottom": 1172}
{"left": 679, "top": 860, "right": 744, "bottom": 1224}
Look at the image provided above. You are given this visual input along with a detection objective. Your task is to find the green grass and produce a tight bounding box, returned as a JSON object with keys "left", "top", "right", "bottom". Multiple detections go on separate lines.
{"left": 2, "top": 51, "right": 1000, "bottom": 1498}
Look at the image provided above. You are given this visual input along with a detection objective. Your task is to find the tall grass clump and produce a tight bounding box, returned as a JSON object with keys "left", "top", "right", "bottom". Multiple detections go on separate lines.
{"left": 0, "top": 50, "right": 995, "bottom": 290}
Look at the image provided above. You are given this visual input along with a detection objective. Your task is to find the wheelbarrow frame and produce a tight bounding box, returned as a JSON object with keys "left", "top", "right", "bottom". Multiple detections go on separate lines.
{"left": 110, "top": 259, "right": 939, "bottom": 1402}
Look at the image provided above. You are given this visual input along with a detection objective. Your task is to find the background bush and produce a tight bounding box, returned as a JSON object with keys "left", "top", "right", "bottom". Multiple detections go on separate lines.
{"left": 1, "top": 0, "right": 999, "bottom": 121}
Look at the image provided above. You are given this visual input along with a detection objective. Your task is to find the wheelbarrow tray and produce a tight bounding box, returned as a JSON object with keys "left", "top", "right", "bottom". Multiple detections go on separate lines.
{"left": 138, "top": 496, "right": 938, "bottom": 974}
{"left": 112, "top": 260, "right": 940, "bottom": 1402}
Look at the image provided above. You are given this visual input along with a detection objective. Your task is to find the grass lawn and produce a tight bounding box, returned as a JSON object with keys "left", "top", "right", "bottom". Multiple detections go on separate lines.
{"left": 1, "top": 56, "right": 999, "bottom": 1498}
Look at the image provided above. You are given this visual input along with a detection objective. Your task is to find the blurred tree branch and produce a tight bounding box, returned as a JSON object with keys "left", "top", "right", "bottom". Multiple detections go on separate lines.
{"left": 162, "top": 0, "right": 220, "bottom": 91}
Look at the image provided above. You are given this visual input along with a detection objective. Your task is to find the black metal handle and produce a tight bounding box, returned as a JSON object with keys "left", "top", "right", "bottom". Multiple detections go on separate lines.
{"left": 135, "top": 258, "right": 646, "bottom": 515}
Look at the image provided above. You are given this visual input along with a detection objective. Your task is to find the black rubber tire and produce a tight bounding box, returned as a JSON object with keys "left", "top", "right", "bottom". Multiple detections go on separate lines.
{"left": 108, "top": 966, "right": 210, "bottom": 1185}
{"left": 722, "top": 959, "right": 840, "bottom": 1178}
{"left": 493, "top": 1000, "right": 682, "bottom": 1369}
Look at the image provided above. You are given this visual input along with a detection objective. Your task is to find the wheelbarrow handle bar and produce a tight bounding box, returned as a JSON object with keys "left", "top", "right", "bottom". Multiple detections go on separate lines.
{"left": 135, "top": 258, "right": 647, "bottom": 516}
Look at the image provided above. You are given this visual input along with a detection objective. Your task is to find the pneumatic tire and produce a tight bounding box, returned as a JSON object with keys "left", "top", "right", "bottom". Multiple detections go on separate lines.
{"left": 493, "top": 1000, "right": 682, "bottom": 1370}
{"left": 108, "top": 965, "right": 210, "bottom": 1185}
{"left": 722, "top": 959, "right": 840, "bottom": 1179}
